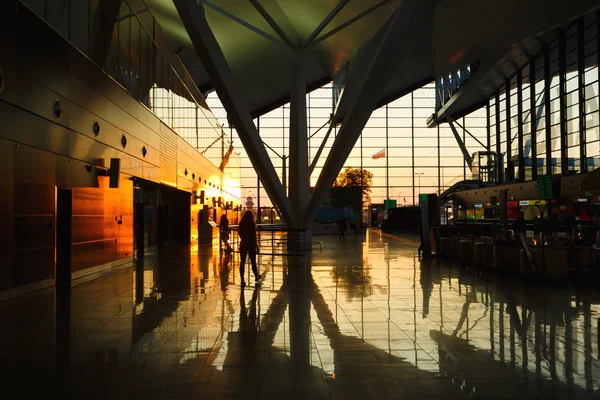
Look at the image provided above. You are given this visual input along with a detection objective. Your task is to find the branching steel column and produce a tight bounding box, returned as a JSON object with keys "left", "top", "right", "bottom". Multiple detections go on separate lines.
{"left": 530, "top": 57, "right": 538, "bottom": 180}
{"left": 558, "top": 31, "right": 568, "bottom": 175}
{"left": 506, "top": 80, "right": 513, "bottom": 181}
{"left": 302, "top": 1, "right": 424, "bottom": 227}
{"left": 173, "top": 0, "right": 294, "bottom": 225}
{"left": 578, "top": 19, "right": 587, "bottom": 174}
{"left": 544, "top": 48, "right": 552, "bottom": 175}
{"left": 495, "top": 92, "right": 503, "bottom": 182}
{"left": 517, "top": 71, "right": 524, "bottom": 181}
{"left": 289, "top": 49, "right": 309, "bottom": 229}
{"left": 448, "top": 120, "right": 473, "bottom": 169}
{"left": 486, "top": 102, "right": 491, "bottom": 150}
{"left": 309, "top": 119, "right": 334, "bottom": 175}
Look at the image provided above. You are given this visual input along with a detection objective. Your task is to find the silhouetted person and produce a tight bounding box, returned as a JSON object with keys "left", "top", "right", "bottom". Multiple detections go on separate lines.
{"left": 593, "top": 213, "right": 600, "bottom": 231}
{"left": 565, "top": 213, "right": 576, "bottom": 237}
{"left": 533, "top": 215, "right": 541, "bottom": 241}
{"left": 337, "top": 218, "right": 347, "bottom": 240}
{"left": 219, "top": 214, "right": 232, "bottom": 253}
{"left": 220, "top": 251, "right": 232, "bottom": 291}
{"left": 551, "top": 214, "right": 559, "bottom": 236}
{"left": 238, "top": 211, "right": 260, "bottom": 286}
{"left": 513, "top": 211, "right": 526, "bottom": 238}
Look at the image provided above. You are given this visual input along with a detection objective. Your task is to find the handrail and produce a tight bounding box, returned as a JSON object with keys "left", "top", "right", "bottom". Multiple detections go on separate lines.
{"left": 228, "top": 224, "right": 309, "bottom": 232}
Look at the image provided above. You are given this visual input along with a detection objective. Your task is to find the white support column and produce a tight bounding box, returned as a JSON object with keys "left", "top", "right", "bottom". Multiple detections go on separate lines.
{"left": 289, "top": 48, "right": 310, "bottom": 231}
{"left": 173, "top": 0, "right": 295, "bottom": 226}
{"left": 303, "top": 0, "right": 429, "bottom": 228}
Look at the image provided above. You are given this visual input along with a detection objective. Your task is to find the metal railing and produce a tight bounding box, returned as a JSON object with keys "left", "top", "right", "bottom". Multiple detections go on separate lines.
{"left": 224, "top": 224, "right": 316, "bottom": 256}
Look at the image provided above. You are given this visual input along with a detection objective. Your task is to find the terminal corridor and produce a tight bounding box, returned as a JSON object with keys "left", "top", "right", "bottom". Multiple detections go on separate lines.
{"left": 1, "top": 231, "right": 599, "bottom": 399}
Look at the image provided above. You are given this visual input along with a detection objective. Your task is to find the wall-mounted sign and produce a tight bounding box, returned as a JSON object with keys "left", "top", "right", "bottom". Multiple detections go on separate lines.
{"left": 537, "top": 175, "right": 555, "bottom": 200}
{"left": 384, "top": 199, "right": 397, "bottom": 210}
{"left": 574, "top": 197, "right": 588, "bottom": 203}
{"left": 519, "top": 200, "right": 530, "bottom": 206}
{"left": 507, "top": 201, "right": 519, "bottom": 207}
{"left": 474, "top": 203, "right": 483, "bottom": 209}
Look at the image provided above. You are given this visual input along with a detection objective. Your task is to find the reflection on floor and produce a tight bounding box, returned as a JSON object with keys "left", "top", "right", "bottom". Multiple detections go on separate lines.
{"left": 1, "top": 230, "right": 600, "bottom": 399}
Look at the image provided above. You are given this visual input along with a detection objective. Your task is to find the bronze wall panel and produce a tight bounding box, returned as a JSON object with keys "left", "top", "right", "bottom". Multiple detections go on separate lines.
{"left": 2, "top": 65, "right": 161, "bottom": 178}
{"left": 14, "top": 107, "right": 88, "bottom": 158}
{"left": 71, "top": 240, "right": 117, "bottom": 272}
{"left": 117, "top": 191, "right": 134, "bottom": 259}
{"left": 159, "top": 123, "right": 178, "bottom": 186}
{"left": 0, "top": 213, "right": 13, "bottom": 252}
{"left": 64, "top": 158, "right": 102, "bottom": 189}
{"left": 72, "top": 187, "right": 104, "bottom": 216}
{"left": 0, "top": 139, "right": 15, "bottom": 178}
{"left": 14, "top": 178, "right": 54, "bottom": 215}
{"left": 71, "top": 216, "right": 106, "bottom": 244}
{"left": 13, "top": 216, "right": 55, "bottom": 250}
{"left": 0, "top": 175, "right": 14, "bottom": 215}
{"left": 13, "top": 249, "right": 54, "bottom": 286}
{"left": 70, "top": 177, "right": 133, "bottom": 272}
{"left": 0, "top": 103, "right": 16, "bottom": 142}
{"left": 0, "top": 251, "right": 13, "bottom": 290}
{"left": 102, "top": 215, "right": 118, "bottom": 240}
{"left": 13, "top": 143, "right": 57, "bottom": 184}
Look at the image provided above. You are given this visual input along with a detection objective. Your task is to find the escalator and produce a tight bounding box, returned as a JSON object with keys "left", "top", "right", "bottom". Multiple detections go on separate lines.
{"left": 437, "top": 179, "right": 490, "bottom": 207}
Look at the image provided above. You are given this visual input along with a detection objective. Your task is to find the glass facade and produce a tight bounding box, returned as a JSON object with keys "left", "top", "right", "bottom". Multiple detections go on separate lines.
{"left": 488, "top": 11, "right": 599, "bottom": 181}
{"left": 207, "top": 83, "right": 488, "bottom": 208}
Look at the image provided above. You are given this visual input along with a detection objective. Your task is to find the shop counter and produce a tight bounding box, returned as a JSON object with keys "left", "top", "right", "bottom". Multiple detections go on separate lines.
{"left": 493, "top": 244, "right": 521, "bottom": 274}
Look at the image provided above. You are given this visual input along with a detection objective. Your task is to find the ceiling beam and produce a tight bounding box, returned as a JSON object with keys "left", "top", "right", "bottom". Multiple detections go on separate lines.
{"left": 309, "top": 0, "right": 394, "bottom": 48}
{"left": 198, "top": 0, "right": 289, "bottom": 50}
{"left": 249, "top": 0, "right": 297, "bottom": 50}
{"left": 303, "top": 0, "right": 349, "bottom": 48}
{"left": 173, "top": 0, "right": 295, "bottom": 225}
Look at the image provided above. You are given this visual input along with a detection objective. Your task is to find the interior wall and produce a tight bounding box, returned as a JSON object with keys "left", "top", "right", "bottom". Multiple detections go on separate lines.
{"left": 0, "top": 1, "right": 234, "bottom": 297}
{"left": 71, "top": 177, "right": 133, "bottom": 273}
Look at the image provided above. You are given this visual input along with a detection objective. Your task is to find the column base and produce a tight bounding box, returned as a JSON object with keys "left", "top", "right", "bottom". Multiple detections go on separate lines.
{"left": 286, "top": 228, "right": 312, "bottom": 252}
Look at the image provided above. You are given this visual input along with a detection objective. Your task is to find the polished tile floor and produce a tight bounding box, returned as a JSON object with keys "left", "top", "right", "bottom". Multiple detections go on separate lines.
{"left": 2, "top": 230, "right": 600, "bottom": 399}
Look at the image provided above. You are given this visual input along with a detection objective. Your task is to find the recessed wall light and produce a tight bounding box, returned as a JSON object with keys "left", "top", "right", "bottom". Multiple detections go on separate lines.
{"left": 53, "top": 99, "right": 62, "bottom": 119}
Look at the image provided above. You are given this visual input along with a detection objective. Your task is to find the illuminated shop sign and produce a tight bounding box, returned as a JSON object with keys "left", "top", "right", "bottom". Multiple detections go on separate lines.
{"left": 473, "top": 203, "right": 483, "bottom": 209}
{"left": 507, "top": 201, "right": 519, "bottom": 207}
{"left": 574, "top": 197, "right": 588, "bottom": 203}
{"left": 516, "top": 200, "right": 547, "bottom": 207}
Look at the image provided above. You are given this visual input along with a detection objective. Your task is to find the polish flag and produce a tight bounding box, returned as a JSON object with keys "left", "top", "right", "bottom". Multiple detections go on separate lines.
{"left": 372, "top": 149, "right": 385, "bottom": 159}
